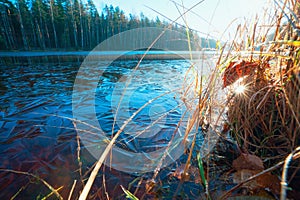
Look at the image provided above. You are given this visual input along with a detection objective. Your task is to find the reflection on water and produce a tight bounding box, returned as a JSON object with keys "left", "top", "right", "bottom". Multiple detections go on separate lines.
{"left": 0, "top": 57, "right": 212, "bottom": 199}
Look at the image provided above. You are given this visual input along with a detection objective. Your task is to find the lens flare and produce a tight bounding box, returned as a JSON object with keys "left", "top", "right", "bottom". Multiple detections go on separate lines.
{"left": 231, "top": 77, "right": 247, "bottom": 95}
{"left": 235, "top": 85, "right": 246, "bottom": 94}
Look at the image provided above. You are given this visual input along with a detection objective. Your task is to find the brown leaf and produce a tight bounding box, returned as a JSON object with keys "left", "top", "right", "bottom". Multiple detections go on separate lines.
{"left": 233, "top": 153, "right": 264, "bottom": 171}
{"left": 233, "top": 169, "right": 261, "bottom": 190}
{"left": 172, "top": 164, "right": 190, "bottom": 181}
{"left": 171, "top": 164, "right": 203, "bottom": 183}
{"left": 233, "top": 169, "right": 280, "bottom": 194}
{"left": 256, "top": 173, "right": 281, "bottom": 194}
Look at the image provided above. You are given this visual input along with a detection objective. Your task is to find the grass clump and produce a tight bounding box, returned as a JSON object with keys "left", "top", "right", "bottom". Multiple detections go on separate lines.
{"left": 221, "top": 0, "right": 300, "bottom": 198}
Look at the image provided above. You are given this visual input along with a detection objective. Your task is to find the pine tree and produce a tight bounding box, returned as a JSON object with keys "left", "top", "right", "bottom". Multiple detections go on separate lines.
{"left": 0, "top": 1, "right": 203, "bottom": 51}
{"left": 16, "top": 0, "right": 29, "bottom": 49}
{"left": 0, "top": 0, "right": 17, "bottom": 49}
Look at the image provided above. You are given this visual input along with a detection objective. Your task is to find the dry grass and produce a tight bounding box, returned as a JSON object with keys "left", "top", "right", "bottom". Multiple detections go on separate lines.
{"left": 225, "top": 0, "right": 299, "bottom": 159}
{"left": 4, "top": 1, "right": 298, "bottom": 199}
{"left": 220, "top": 0, "right": 300, "bottom": 196}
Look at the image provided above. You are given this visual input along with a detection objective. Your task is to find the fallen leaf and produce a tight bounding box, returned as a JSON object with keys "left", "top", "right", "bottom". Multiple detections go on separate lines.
{"left": 233, "top": 170, "right": 280, "bottom": 195}
{"left": 233, "top": 169, "right": 261, "bottom": 190}
{"left": 172, "top": 164, "right": 190, "bottom": 181}
{"left": 171, "top": 164, "right": 203, "bottom": 183}
{"left": 256, "top": 173, "right": 281, "bottom": 194}
{"left": 232, "top": 154, "right": 266, "bottom": 192}
{"left": 233, "top": 153, "right": 264, "bottom": 171}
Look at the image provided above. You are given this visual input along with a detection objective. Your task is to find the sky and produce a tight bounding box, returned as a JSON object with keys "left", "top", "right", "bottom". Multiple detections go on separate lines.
{"left": 95, "top": 0, "right": 271, "bottom": 41}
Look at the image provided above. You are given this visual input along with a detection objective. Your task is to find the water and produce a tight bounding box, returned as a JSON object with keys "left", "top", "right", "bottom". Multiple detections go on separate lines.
{"left": 0, "top": 54, "right": 219, "bottom": 199}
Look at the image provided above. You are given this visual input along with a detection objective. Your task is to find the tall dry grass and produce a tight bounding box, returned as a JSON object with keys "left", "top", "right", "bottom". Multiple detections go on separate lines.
{"left": 219, "top": 0, "right": 300, "bottom": 198}
{"left": 224, "top": 0, "right": 299, "bottom": 162}
{"left": 79, "top": 0, "right": 300, "bottom": 199}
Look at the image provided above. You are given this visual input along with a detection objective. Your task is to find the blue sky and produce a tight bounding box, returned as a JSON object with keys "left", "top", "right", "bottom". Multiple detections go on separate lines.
{"left": 95, "top": 0, "right": 269, "bottom": 41}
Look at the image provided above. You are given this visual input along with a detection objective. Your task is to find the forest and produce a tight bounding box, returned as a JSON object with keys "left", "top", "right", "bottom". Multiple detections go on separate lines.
{"left": 0, "top": 0, "right": 216, "bottom": 51}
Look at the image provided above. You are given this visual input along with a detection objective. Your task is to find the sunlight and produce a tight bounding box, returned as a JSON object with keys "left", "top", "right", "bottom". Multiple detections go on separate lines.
{"left": 235, "top": 85, "right": 246, "bottom": 94}
{"left": 232, "top": 77, "right": 247, "bottom": 95}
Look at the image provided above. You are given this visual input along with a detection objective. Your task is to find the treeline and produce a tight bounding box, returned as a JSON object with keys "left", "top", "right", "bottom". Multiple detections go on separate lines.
{"left": 0, "top": 0, "right": 217, "bottom": 51}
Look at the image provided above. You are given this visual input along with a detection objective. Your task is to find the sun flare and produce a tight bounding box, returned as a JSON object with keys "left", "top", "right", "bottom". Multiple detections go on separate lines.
{"left": 230, "top": 77, "right": 247, "bottom": 95}
{"left": 235, "top": 85, "right": 246, "bottom": 94}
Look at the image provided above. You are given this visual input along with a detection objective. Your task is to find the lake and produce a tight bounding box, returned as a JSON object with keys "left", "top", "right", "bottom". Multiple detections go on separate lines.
{"left": 0, "top": 52, "right": 226, "bottom": 199}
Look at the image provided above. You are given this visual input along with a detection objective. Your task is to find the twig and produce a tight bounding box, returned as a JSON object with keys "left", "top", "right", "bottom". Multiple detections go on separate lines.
{"left": 73, "top": 122, "right": 84, "bottom": 187}
{"left": 42, "top": 186, "right": 63, "bottom": 200}
{"left": 0, "top": 169, "right": 63, "bottom": 200}
{"left": 68, "top": 180, "right": 77, "bottom": 200}
{"left": 103, "top": 173, "right": 110, "bottom": 200}
{"left": 11, "top": 182, "right": 29, "bottom": 200}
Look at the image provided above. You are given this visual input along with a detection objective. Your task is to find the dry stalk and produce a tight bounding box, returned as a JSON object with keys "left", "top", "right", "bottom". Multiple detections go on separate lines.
{"left": 0, "top": 169, "right": 63, "bottom": 200}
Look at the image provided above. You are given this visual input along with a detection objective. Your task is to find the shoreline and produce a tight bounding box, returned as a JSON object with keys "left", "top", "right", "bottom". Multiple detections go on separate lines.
{"left": 0, "top": 50, "right": 216, "bottom": 61}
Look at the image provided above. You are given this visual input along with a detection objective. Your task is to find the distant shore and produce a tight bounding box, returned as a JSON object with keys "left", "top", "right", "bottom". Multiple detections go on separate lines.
{"left": 0, "top": 50, "right": 215, "bottom": 61}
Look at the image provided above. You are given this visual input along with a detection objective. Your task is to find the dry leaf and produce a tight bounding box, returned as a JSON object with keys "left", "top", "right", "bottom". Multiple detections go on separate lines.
{"left": 233, "top": 170, "right": 280, "bottom": 195}
{"left": 233, "top": 169, "right": 261, "bottom": 190}
{"left": 233, "top": 153, "right": 264, "bottom": 171}
{"left": 171, "top": 164, "right": 202, "bottom": 183}
{"left": 172, "top": 164, "right": 190, "bottom": 181}
{"left": 256, "top": 173, "right": 281, "bottom": 194}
